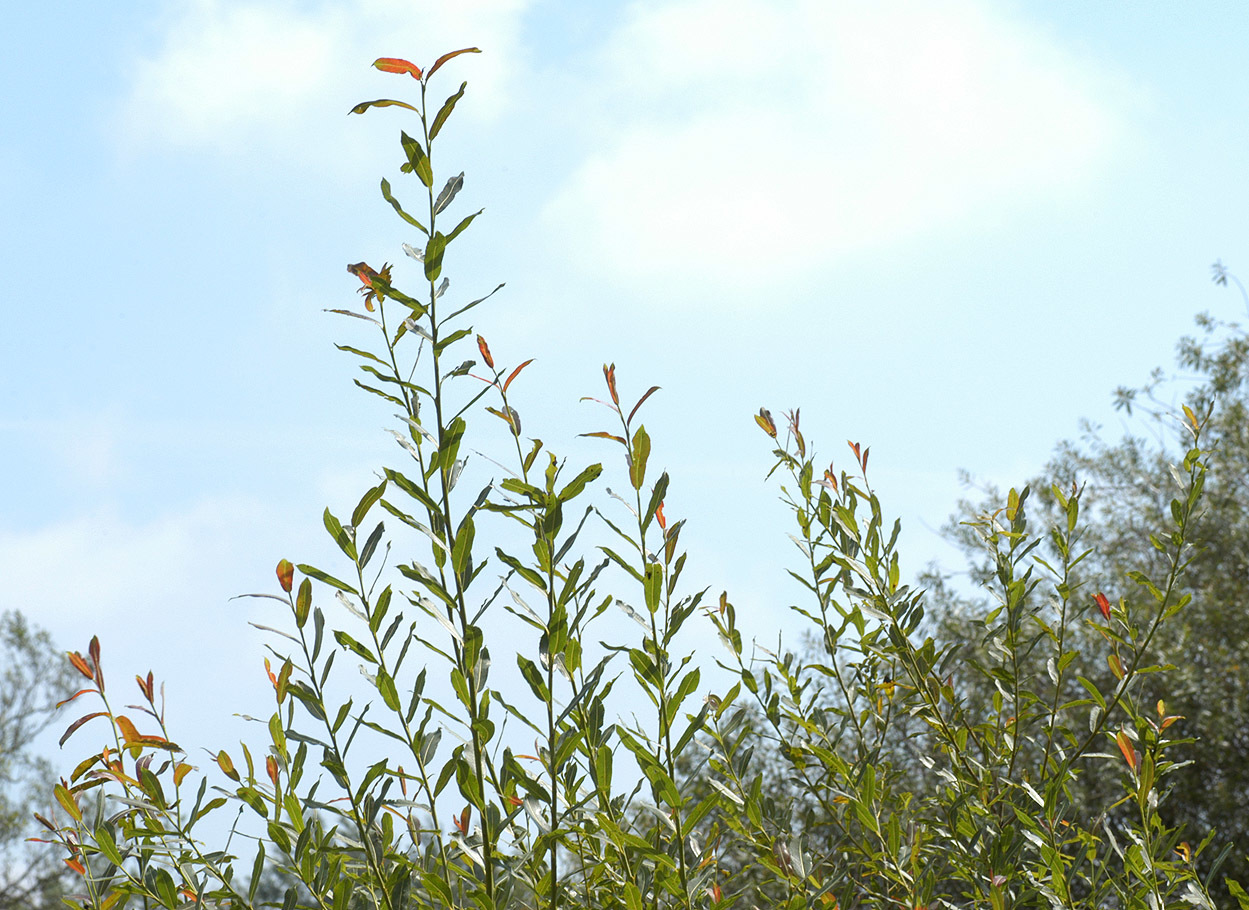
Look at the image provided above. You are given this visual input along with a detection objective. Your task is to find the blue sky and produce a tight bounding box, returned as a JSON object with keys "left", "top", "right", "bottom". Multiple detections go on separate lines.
{"left": 5, "top": 1, "right": 1249, "bottom": 773}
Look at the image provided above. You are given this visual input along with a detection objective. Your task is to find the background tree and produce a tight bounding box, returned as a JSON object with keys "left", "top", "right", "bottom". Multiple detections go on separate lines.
{"left": 927, "top": 280, "right": 1249, "bottom": 899}
{"left": 0, "top": 610, "right": 75, "bottom": 909}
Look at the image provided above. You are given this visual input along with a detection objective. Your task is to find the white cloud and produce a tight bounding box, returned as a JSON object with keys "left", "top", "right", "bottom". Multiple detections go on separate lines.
{"left": 542, "top": 0, "right": 1140, "bottom": 293}
{"left": 119, "top": 0, "right": 530, "bottom": 152}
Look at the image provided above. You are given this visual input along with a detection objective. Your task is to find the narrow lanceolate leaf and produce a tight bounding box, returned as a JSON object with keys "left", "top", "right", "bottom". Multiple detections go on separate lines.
{"left": 424, "top": 232, "right": 447, "bottom": 282}
{"left": 755, "top": 408, "right": 777, "bottom": 438}
{"left": 427, "top": 47, "right": 481, "bottom": 80}
{"left": 349, "top": 98, "right": 419, "bottom": 116}
{"left": 373, "top": 57, "right": 422, "bottom": 79}
{"left": 434, "top": 172, "right": 464, "bottom": 215}
{"left": 627, "top": 386, "right": 661, "bottom": 425}
{"left": 68, "top": 652, "right": 94, "bottom": 679}
{"left": 629, "top": 425, "right": 651, "bottom": 491}
{"left": 603, "top": 363, "right": 619, "bottom": 406}
{"left": 60, "top": 712, "right": 108, "bottom": 747}
{"left": 429, "top": 81, "right": 467, "bottom": 140}
{"left": 502, "top": 359, "right": 533, "bottom": 393}
{"left": 1116, "top": 730, "right": 1138, "bottom": 772}
{"left": 55, "top": 783, "right": 82, "bottom": 822}
{"left": 476, "top": 335, "right": 494, "bottom": 369}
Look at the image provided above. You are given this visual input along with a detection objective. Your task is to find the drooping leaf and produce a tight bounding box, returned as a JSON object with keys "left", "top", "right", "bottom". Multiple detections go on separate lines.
{"left": 380, "top": 179, "right": 428, "bottom": 233}
{"left": 349, "top": 98, "right": 419, "bottom": 116}
{"left": 60, "top": 712, "right": 108, "bottom": 747}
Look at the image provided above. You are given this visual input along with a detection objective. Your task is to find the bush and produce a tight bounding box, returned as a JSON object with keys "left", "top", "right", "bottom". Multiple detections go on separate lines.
{"left": 34, "top": 50, "right": 1240, "bottom": 910}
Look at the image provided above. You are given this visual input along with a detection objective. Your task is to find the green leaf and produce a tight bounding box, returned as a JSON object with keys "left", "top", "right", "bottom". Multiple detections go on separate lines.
{"left": 434, "top": 172, "right": 464, "bottom": 215}
{"left": 429, "top": 81, "right": 467, "bottom": 139}
{"left": 334, "top": 630, "right": 378, "bottom": 664}
{"left": 295, "top": 578, "right": 312, "bottom": 628}
{"left": 353, "top": 481, "right": 388, "bottom": 528}
{"left": 323, "top": 508, "right": 357, "bottom": 561}
{"left": 297, "top": 564, "right": 359, "bottom": 595}
{"left": 644, "top": 562, "right": 663, "bottom": 613}
{"left": 424, "top": 232, "right": 447, "bottom": 282}
{"left": 379, "top": 178, "right": 428, "bottom": 234}
{"left": 400, "top": 131, "right": 432, "bottom": 187}
{"left": 377, "top": 669, "right": 400, "bottom": 710}
{"left": 446, "top": 209, "right": 482, "bottom": 244}
{"left": 557, "top": 463, "right": 603, "bottom": 502}
{"left": 629, "top": 425, "right": 651, "bottom": 491}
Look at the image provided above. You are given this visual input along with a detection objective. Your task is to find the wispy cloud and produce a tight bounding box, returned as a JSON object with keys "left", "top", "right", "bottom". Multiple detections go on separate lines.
{"left": 117, "top": 0, "right": 530, "bottom": 154}
{"left": 542, "top": 0, "right": 1140, "bottom": 295}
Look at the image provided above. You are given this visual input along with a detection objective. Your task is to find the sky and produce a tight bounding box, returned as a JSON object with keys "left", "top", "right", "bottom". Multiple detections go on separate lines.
{"left": 4, "top": 0, "right": 1249, "bottom": 784}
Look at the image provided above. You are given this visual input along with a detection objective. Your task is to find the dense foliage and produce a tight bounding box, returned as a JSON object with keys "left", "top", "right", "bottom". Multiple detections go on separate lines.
{"left": 29, "top": 51, "right": 1248, "bottom": 910}
{"left": 1, "top": 610, "right": 74, "bottom": 909}
{"left": 926, "top": 303, "right": 1249, "bottom": 902}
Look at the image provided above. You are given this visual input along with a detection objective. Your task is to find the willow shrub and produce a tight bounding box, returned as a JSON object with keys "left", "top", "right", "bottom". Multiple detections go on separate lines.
{"left": 34, "top": 50, "right": 1244, "bottom": 910}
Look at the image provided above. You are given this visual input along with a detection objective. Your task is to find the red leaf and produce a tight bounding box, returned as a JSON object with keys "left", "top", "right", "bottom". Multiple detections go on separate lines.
{"left": 503, "top": 359, "right": 534, "bottom": 393}
{"left": 1095, "top": 592, "right": 1111, "bottom": 620}
{"left": 276, "top": 559, "right": 294, "bottom": 593}
{"left": 476, "top": 335, "right": 494, "bottom": 369}
{"left": 65, "top": 857, "right": 86, "bottom": 876}
{"left": 603, "top": 363, "right": 619, "bottom": 407}
{"left": 627, "top": 386, "right": 661, "bottom": 425}
{"left": 56, "top": 688, "right": 96, "bottom": 709}
{"left": 265, "top": 658, "right": 278, "bottom": 689}
{"left": 266, "top": 755, "right": 280, "bottom": 788}
{"left": 373, "top": 57, "right": 422, "bottom": 79}
{"left": 347, "top": 261, "right": 379, "bottom": 285}
{"left": 89, "top": 636, "right": 103, "bottom": 691}
{"left": 68, "top": 652, "right": 94, "bottom": 680}
{"left": 60, "top": 712, "right": 109, "bottom": 747}
{"left": 656, "top": 501, "right": 667, "bottom": 532}
{"left": 427, "top": 47, "right": 481, "bottom": 80}
{"left": 1116, "top": 730, "right": 1138, "bottom": 772}
{"left": 455, "top": 806, "right": 471, "bottom": 834}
